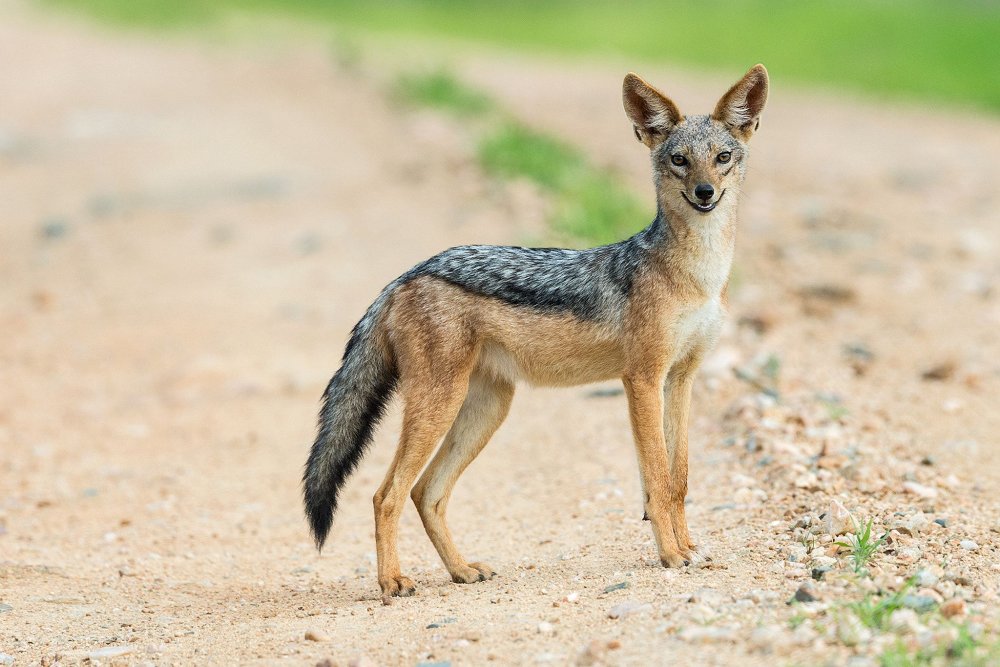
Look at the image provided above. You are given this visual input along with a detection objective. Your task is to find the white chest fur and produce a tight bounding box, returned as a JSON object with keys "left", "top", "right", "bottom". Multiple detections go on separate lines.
{"left": 671, "top": 296, "right": 724, "bottom": 357}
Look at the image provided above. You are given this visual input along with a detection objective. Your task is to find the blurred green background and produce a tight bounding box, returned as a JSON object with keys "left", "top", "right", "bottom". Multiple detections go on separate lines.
{"left": 45, "top": 0, "right": 1000, "bottom": 113}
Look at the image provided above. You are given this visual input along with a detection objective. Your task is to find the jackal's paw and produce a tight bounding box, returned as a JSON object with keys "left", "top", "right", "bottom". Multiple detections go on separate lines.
{"left": 683, "top": 543, "right": 712, "bottom": 564}
{"left": 660, "top": 551, "right": 691, "bottom": 568}
{"left": 379, "top": 574, "right": 416, "bottom": 601}
{"left": 451, "top": 562, "right": 496, "bottom": 584}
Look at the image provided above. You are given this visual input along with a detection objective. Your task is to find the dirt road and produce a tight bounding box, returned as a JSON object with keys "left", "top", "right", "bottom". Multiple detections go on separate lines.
{"left": 2, "top": 6, "right": 998, "bottom": 666}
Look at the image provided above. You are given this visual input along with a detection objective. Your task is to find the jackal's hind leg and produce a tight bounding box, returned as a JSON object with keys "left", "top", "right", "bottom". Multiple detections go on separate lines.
{"left": 374, "top": 376, "right": 470, "bottom": 601}
{"left": 412, "top": 372, "right": 514, "bottom": 584}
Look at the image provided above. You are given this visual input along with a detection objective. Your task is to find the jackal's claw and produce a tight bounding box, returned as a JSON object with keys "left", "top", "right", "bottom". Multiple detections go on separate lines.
{"left": 452, "top": 562, "right": 496, "bottom": 584}
{"left": 379, "top": 574, "right": 416, "bottom": 601}
{"left": 660, "top": 552, "right": 688, "bottom": 568}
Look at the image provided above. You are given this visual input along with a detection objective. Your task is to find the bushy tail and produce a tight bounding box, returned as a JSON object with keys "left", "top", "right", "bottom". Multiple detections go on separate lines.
{"left": 303, "top": 288, "right": 398, "bottom": 550}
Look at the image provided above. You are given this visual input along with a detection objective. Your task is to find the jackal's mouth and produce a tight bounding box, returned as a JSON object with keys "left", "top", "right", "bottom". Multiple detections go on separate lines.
{"left": 682, "top": 189, "right": 725, "bottom": 213}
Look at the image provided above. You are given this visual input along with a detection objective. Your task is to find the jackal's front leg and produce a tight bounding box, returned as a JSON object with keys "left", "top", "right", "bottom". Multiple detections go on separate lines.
{"left": 664, "top": 355, "right": 701, "bottom": 560}
{"left": 623, "top": 373, "right": 687, "bottom": 568}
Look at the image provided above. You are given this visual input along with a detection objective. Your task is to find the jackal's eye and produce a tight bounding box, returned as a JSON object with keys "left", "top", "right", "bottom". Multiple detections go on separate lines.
{"left": 717, "top": 151, "right": 732, "bottom": 164}
{"left": 670, "top": 154, "right": 687, "bottom": 167}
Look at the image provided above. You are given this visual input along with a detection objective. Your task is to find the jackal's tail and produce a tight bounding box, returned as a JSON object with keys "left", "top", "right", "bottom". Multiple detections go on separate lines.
{"left": 303, "top": 289, "right": 397, "bottom": 550}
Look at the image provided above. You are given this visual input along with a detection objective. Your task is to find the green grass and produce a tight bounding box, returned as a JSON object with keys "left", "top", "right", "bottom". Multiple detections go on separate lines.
{"left": 393, "top": 69, "right": 495, "bottom": 118}
{"left": 848, "top": 578, "right": 918, "bottom": 631}
{"left": 477, "top": 123, "right": 649, "bottom": 244}
{"left": 43, "top": 0, "right": 1000, "bottom": 112}
{"left": 880, "top": 624, "right": 1000, "bottom": 667}
{"left": 837, "top": 516, "right": 889, "bottom": 574}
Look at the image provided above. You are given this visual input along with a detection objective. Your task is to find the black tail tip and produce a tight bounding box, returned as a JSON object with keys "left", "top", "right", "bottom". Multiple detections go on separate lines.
{"left": 305, "top": 499, "right": 333, "bottom": 552}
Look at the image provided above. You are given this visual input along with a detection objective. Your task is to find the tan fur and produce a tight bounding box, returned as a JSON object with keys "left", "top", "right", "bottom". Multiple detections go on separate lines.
{"left": 368, "top": 66, "right": 767, "bottom": 599}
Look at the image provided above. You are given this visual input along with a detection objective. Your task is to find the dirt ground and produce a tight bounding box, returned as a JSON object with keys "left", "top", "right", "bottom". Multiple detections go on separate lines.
{"left": 2, "top": 5, "right": 999, "bottom": 666}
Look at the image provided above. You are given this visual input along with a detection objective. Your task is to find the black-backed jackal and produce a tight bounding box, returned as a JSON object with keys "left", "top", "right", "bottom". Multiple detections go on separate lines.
{"left": 304, "top": 65, "right": 769, "bottom": 600}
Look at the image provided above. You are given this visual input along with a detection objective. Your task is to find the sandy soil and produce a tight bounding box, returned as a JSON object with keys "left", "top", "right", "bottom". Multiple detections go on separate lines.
{"left": 2, "top": 6, "right": 999, "bottom": 666}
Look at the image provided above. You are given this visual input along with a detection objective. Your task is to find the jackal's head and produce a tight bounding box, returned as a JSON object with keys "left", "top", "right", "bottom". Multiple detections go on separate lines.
{"left": 623, "top": 65, "right": 768, "bottom": 222}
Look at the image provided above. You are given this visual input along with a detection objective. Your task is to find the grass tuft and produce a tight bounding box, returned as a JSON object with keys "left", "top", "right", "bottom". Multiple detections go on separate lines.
{"left": 394, "top": 69, "right": 495, "bottom": 118}
{"left": 836, "top": 516, "right": 888, "bottom": 574}
{"left": 478, "top": 123, "right": 648, "bottom": 244}
{"left": 879, "top": 623, "right": 1000, "bottom": 667}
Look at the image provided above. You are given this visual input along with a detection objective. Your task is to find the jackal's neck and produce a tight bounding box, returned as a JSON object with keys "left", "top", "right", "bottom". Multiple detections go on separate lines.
{"left": 647, "top": 206, "right": 737, "bottom": 296}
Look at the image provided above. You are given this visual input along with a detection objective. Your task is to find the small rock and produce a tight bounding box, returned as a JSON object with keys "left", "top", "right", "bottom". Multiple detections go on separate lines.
{"left": 959, "top": 539, "right": 979, "bottom": 551}
{"left": 40, "top": 217, "right": 70, "bottom": 240}
{"left": 0, "top": 654, "right": 12, "bottom": 666}
{"left": 915, "top": 570, "right": 939, "bottom": 587}
{"left": 902, "top": 481, "right": 938, "bottom": 499}
{"left": 903, "top": 513, "right": 930, "bottom": 534}
{"left": 940, "top": 598, "right": 966, "bottom": 618}
{"left": 688, "top": 587, "right": 727, "bottom": 606}
{"left": 836, "top": 615, "right": 872, "bottom": 647}
{"left": 824, "top": 499, "right": 853, "bottom": 536}
{"left": 811, "top": 566, "right": 833, "bottom": 581}
{"left": 922, "top": 361, "right": 956, "bottom": 381}
{"left": 748, "top": 624, "right": 784, "bottom": 653}
{"left": 678, "top": 625, "right": 738, "bottom": 643}
{"left": 89, "top": 647, "right": 134, "bottom": 659}
{"left": 790, "top": 583, "right": 818, "bottom": 603}
{"left": 901, "top": 595, "right": 937, "bottom": 613}
{"left": 934, "top": 518, "right": 948, "bottom": 528}
{"left": 603, "top": 581, "right": 629, "bottom": 593}
{"left": 537, "top": 622, "right": 555, "bottom": 635}
{"left": 607, "top": 600, "right": 651, "bottom": 619}
{"left": 0, "top": 603, "right": 12, "bottom": 614}
{"left": 786, "top": 544, "right": 808, "bottom": 562}
{"left": 896, "top": 546, "right": 923, "bottom": 564}
{"left": 794, "top": 473, "right": 820, "bottom": 491}
{"left": 304, "top": 630, "right": 330, "bottom": 642}
{"left": 888, "top": 608, "right": 921, "bottom": 634}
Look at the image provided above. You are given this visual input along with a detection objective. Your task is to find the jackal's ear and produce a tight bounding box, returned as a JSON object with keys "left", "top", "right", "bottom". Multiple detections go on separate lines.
{"left": 623, "top": 73, "right": 682, "bottom": 149}
{"left": 713, "top": 64, "right": 769, "bottom": 141}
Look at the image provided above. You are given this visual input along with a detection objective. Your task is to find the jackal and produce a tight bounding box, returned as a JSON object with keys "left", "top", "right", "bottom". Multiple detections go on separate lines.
{"left": 304, "top": 65, "right": 769, "bottom": 599}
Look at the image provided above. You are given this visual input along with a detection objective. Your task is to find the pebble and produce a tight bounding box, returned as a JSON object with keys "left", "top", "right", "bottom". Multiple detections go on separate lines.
{"left": 915, "top": 570, "right": 939, "bottom": 587}
{"left": 0, "top": 654, "right": 11, "bottom": 666}
{"left": 790, "top": 582, "right": 818, "bottom": 603}
{"left": 836, "top": 615, "right": 872, "bottom": 647}
{"left": 959, "top": 539, "right": 979, "bottom": 551}
{"left": 39, "top": 217, "right": 70, "bottom": 240}
{"left": 688, "top": 587, "right": 727, "bottom": 606}
{"left": 678, "top": 625, "right": 738, "bottom": 643}
{"left": 794, "top": 473, "right": 820, "bottom": 491}
{"left": 537, "top": 622, "right": 555, "bottom": 635}
{"left": 0, "top": 604, "right": 12, "bottom": 614}
{"left": 607, "top": 600, "right": 651, "bottom": 619}
{"left": 888, "top": 608, "right": 921, "bottom": 634}
{"left": 304, "top": 630, "right": 329, "bottom": 642}
{"left": 902, "top": 481, "right": 938, "bottom": 498}
{"left": 901, "top": 595, "right": 937, "bottom": 613}
{"left": 89, "top": 647, "right": 134, "bottom": 659}
{"left": 824, "top": 499, "right": 853, "bottom": 535}
{"left": 940, "top": 598, "right": 966, "bottom": 618}
{"left": 748, "top": 624, "right": 786, "bottom": 654}
{"left": 603, "top": 581, "right": 629, "bottom": 593}
{"left": 934, "top": 518, "right": 948, "bottom": 528}
{"left": 896, "top": 546, "right": 922, "bottom": 564}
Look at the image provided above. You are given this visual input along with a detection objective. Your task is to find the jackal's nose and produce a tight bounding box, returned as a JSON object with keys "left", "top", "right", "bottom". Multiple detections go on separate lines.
{"left": 694, "top": 183, "right": 715, "bottom": 202}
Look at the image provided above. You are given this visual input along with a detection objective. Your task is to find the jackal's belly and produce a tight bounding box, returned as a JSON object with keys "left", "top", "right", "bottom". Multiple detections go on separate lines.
{"left": 476, "top": 315, "right": 625, "bottom": 387}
